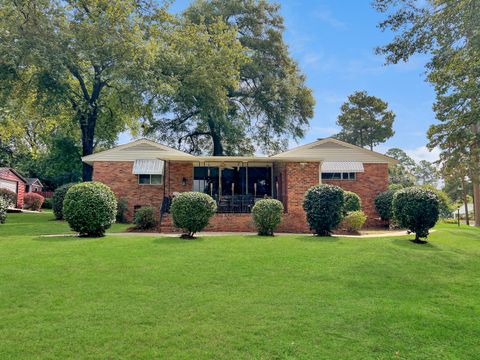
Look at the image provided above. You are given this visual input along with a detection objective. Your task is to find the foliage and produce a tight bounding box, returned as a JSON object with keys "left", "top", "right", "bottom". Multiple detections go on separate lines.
{"left": 335, "top": 91, "right": 395, "bottom": 150}
{"left": 0, "top": 197, "right": 7, "bottom": 224}
{"left": 386, "top": 148, "right": 416, "bottom": 187}
{"left": 303, "top": 184, "right": 344, "bottom": 236}
{"left": 374, "top": 0, "right": 480, "bottom": 226}
{"left": 63, "top": 182, "right": 117, "bottom": 237}
{"left": 393, "top": 187, "right": 440, "bottom": 242}
{"left": 24, "top": 193, "right": 45, "bottom": 211}
{"left": 116, "top": 198, "right": 129, "bottom": 224}
{"left": 53, "top": 183, "right": 78, "bottom": 220}
{"left": 0, "top": 0, "right": 173, "bottom": 180}
{"left": 414, "top": 160, "right": 440, "bottom": 187}
{"left": 170, "top": 192, "right": 217, "bottom": 237}
{"left": 0, "top": 188, "right": 17, "bottom": 208}
{"left": 339, "top": 211, "right": 367, "bottom": 232}
{"left": 134, "top": 207, "right": 157, "bottom": 230}
{"left": 420, "top": 185, "right": 454, "bottom": 219}
{"left": 147, "top": 0, "right": 315, "bottom": 156}
{"left": 251, "top": 199, "right": 284, "bottom": 236}
{"left": 343, "top": 191, "right": 361, "bottom": 215}
{"left": 42, "top": 198, "right": 53, "bottom": 209}
{"left": 388, "top": 183, "right": 404, "bottom": 191}
{"left": 374, "top": 190, "right": 397, "bottom": 222}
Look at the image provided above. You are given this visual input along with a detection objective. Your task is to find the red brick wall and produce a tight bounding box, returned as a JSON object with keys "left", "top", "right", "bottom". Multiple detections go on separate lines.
{"left": 0, "top": 169, "right": 25, "bottom": 208}
{"left": 93, "top": 161, "right": 193, "bottom": 221}
{"left": 323, "top": 163, "right": 389, "bottom": 226}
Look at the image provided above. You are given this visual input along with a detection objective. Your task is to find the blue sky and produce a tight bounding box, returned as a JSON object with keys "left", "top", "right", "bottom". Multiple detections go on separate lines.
{"left": 120, "top": 0, "right": 439, "bottom": 162}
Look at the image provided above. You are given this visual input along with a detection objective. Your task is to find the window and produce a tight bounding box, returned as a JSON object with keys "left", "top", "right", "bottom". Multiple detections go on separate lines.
{"left": 138, "top": 174, "right": 163, "bottom": 185}
{"left": 321, "top": 172, "right": 356, "bottom": 180}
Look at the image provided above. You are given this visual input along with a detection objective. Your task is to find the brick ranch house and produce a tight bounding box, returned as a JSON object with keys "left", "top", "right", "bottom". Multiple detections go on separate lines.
{"left": 82, "top": 138, "right": 397, "bottom": 233}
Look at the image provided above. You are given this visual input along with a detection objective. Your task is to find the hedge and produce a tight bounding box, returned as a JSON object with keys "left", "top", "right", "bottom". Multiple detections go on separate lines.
{"left": 134, "top": 206, "right": 157, "bottom": 230}
{"left": 252, "top": 199, "right": 284, "bottom": 236}
{"left": 0, "top": 197, "right": 7, "bottom": 224}
{"left": 170, "top": 192, "right": 217, "bottom": 238}
{"left": 53, "top": 183, "right": 78, "bottom": 220}
{"left": 393, "top": 187, "right": 439, "bottom": 243}
{"left": 63, "top": 182, "right": 117, "bottom": 237}
{"left": 343, "top": 191, "right": 361, "bottom": 214}
{"left": 303, "top": 184, "right": 344, "bottom": 236}
{"left": 24, "top": 193, "right": 45, "bottom": 211}
{"left": 0, "top": 188, "right": 17, "bottom": 208}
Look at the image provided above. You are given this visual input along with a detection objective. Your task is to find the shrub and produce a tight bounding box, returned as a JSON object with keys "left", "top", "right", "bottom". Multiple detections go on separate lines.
{"left": 303, "top": 184, "right": 344, "bottom": 236}
{"left": 42, "top": 197, "right": 53, "bottom": 209}
{"left": 374, "top": 190, "right": 396, "bottom": 222}
{"left": 0, "top": 188, "right": 17, "bottom": 208}
{"left": 134, "top": 206, "right": 157, "bottom": 230}
{"left": 339, "top": 211, "right": 367, "bottom": 232}
{"left": 116, "top": 197, "right": 129, "bottom": 223}
{"left": 388, "top": 183, "right": 404, "bottom": 191}
{"left": 420, "top": 185, "right": 453, "bottom": 219}
{"left": 23, "top": 193, "right": 45, "bottom": 211}
{"left": 343, "top": 191, "right": 361, "bottom": 214}
{"left": 0, "top": 197, "right": 7, "bottom": 224}
{"left": 170, "top": 192, "right": 217, "bottom": 238}
{"left": 252, "top": 199, "right": 284, "bottom": 236}
{"left": 52, "top": 183, "right": 77, "bottom": 220}
{"left": 63, "top": 182, "right": 117, "bottom": 237}
{"left": 393, "top": 187, "right": 440, "bottom": 243}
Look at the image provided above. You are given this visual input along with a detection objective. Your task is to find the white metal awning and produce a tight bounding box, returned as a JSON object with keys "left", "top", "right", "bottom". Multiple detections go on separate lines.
{"left": 132, "top": 159, "right": 164, "bottom": 175}
{"left": 321, "top": 161, "right": 364, "bottom": 173}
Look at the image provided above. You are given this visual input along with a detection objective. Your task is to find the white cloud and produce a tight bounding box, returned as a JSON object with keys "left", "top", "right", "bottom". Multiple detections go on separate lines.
{"left": 405, "top": 146, "right": 440, "bottom": 163}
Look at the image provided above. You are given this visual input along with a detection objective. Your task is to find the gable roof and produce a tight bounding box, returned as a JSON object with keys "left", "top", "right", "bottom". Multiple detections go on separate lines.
{"left": 82, "top": 139, "right": 196, "bottom": 165}
{"left": 271, "top": 138, "right": 398, "bottom": 164}
{"left": 26, "top": 178, "right": 43, "bottom": 187}
{"left": 0, "top": 167, "right": 27, "bottom": 183}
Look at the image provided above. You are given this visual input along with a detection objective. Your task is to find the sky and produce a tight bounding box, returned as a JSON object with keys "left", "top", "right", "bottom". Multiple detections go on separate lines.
{"left": 119, "top": 0, "right": 440, "bottom": 162}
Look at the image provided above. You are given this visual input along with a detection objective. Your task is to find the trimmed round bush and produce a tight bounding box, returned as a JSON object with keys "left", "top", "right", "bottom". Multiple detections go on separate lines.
{"left": 252, "top": 199, "right": 284, "bottom": 236}
{"left": 339, "top": 211, "right": 367, "bottom": 232}
{"left": 53, "top": 183, "right": 78, "bottom": 220}
{"left": 393, "top": 187, "right": 439, "bottom": 243}
{"left": 134, "top": 206, "right": 157, "bottom": 230}
{"left": 343, "top": 191, "right": 361, "bottom": 214}
{"left": 0, "top": 188, "right": 17, "bottom": 208}
{"left": 0, "top": 197, "right": 8, "bottom": 224}
{"left": 24, "top": 193, "right": 45, "bottom": 211}
{"left": 170, "top": 192, "right": 217, "bottom": 238}
{"left": 374, "top": 190, "right": 396, "bottom": 222}
{"left": 63, "top": 182, "right": 117, "bottom": 237}
{"left": 303, "top": 184, "right": 344, "bottom": 236}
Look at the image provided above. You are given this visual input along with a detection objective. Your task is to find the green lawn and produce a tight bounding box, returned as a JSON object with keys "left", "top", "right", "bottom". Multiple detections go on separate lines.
{"left": 0, "top": 213, "right": 479, "bottom": 359}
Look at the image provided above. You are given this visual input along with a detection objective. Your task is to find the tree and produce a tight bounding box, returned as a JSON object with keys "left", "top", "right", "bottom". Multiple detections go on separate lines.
{"left": 146, "top": 0, "right": 315, "bottom": 156}
{"left": 0, "top": 0, "right": 170, "bottom": 180}
{"left": 374, "top": 0, "right": 480, "bottom": 226}
{"left": 335, "top": 91, "right": 395, "bottom": 150}
{"left": 385, "top": 148, "right": 416, "bottom": 187}
{"left": 414, "top": 160, "right": 439, "bottom": 187}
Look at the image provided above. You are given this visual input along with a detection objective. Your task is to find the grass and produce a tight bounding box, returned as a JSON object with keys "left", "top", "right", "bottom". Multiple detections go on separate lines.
{"left": 0, "top": 213, "right": 479, "bottom": 359}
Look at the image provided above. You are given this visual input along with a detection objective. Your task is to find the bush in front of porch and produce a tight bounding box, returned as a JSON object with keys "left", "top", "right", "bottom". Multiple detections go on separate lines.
{"left": 170, "top": 192, "right": 217, "bottom": 239}
{"left": 252, "top": 199, "right": 284, "bottom": 236}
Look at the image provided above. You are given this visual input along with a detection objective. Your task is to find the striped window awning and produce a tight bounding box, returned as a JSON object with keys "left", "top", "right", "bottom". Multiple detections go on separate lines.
{"left": 321, "top": 161, "right": 364, "bottom": 173}
{"left": 132, "top": 159, "right": 165, "bottom": 175}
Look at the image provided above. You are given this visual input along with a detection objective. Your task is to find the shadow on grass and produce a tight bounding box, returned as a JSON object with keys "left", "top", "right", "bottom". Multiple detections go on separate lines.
{"left": 391, "top": 238, "right": 441, "bottom": 251}
{"left": 295, "top": 235, "right": 339, "bottom": 243}
{"left": 152, "top": 237, "right": 205, "bottom": 245}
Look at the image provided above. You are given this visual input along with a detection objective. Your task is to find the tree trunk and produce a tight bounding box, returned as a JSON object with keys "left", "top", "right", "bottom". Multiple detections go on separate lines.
{"left": 80, "top": 111, "right": 97, "bottom": 181}
{"left": 461, "top": 177, "right": 470, "bottom": 226}
{"left": 472, "top": 123, "right": 480, "bottom": 226}
{"left": 208, "top": 116, "right": 224, "bottom": 156}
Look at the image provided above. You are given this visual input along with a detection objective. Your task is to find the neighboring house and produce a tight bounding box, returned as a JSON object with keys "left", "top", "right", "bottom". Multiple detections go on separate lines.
{"left": 82, "top": 138, "right": 397, "bottom": 233}
{"left": 25, "top": 178, "right": 44, "bottom": 193}
{"left": 0, "top": 167, "right": 27, "bottom": 208}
